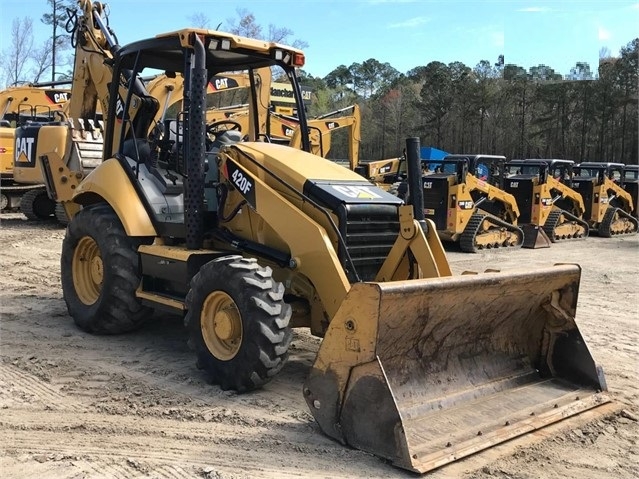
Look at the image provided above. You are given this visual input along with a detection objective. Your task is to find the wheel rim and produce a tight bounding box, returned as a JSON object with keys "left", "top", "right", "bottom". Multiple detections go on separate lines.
{"left": 72, "top": 236, "right": 103, "bottom": 305}
{"left": 201, "top": 291, "right": 243, "bottom": 360}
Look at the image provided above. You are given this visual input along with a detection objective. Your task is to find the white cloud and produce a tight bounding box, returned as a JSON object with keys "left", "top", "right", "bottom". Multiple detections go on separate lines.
{"left": 517, "top": 7, "right": 549, "bottom": 12}
{"left": 598, "top": 26, "right": 611, "bottom": 41}
{"left": 631, "top": 3, "right": 639, "bottom": 10}
{"left": 388, "top": 16, "right": 430, "bottom": 28}
{"left": 492, "top": 31, "right": 505, "bottom": 48}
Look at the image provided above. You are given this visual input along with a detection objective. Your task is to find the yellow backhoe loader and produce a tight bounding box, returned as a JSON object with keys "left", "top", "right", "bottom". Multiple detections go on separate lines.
{"left": 504, "top": 159, "right": 589, "bottom": 246}
{"left": 39, "top": 8, "right": 610, "bottom": 474}
{"left": 0, "top": 84, "right": 70, "bottom": 214}
{"left": 572, "top": 162, "right": 638, "bottom": 236}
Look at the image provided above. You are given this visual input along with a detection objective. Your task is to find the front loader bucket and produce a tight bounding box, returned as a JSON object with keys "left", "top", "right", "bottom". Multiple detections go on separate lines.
{"left": 521, "top": 224, "right": 552, "bottom": 249}
{"left": 303, "top": 264, "right": 608, "bottom": 473}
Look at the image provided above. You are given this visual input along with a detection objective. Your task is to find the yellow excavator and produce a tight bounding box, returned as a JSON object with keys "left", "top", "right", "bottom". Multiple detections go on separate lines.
{"left": 0, "top": 84, "right": 70, "bottom": 214}
{"left": 146, "top": 70, "right": 358, "bottom": 162}
{"left": 504, "top": 159, "right": 589, "bottom": 246}
{"left": 38, "top": 3, "right": 610, "bottom": 474}
{"left": 572, "top": 162, "right": 638, "bottom": 236}
{"left": 289, "top": 104, "right": 361, "bottom": 165}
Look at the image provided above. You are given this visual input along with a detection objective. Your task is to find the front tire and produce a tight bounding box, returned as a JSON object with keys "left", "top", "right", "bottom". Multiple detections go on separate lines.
{"left": 185, "top": 255, "right": 292, "bottom": 392}
{"left": 61, "top": 205, "right": 151, "bottom": 334}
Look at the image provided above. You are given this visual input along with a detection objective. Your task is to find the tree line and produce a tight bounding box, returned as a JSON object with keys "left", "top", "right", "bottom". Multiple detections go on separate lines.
{"left": 305, "top": 40, "right": 638, "bottom": 165}
{"left": 2, "top": 3, "right": 636, "bottom": 165}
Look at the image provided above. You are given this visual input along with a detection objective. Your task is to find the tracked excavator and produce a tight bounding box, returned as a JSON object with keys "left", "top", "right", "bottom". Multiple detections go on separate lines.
{"left": 504, "top": 159, "right": 589, "bottom": 246}
{"left": 0, "top": 84, "right": 70, "bottom": 213}
{"left": 572, "top": 162, "right": 638, "bottom": 236}
{"left": 409, "top": 154, "right": 524, "bottom": 252}
{"left": 38, "top": 11, "right": 610, "bottom": 474}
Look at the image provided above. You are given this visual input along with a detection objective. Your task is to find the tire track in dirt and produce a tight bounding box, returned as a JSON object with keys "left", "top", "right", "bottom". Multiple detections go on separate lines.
{"left": 2, "top": 217, "right": 638, "bottom": 478}
{"left": 0, "top": 364, "right": 84, "bottom": 412}
{"left": 2, "top": 409, "right": 398, "bottom": 478}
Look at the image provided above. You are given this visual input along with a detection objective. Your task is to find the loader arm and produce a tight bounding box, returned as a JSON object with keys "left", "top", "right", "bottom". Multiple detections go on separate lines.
{"left": 603, "top": 177, "right": 635, "bottom": 213}
{"left": 546, "top": 176, "right": 586, "bottom": 217}
{"left": 465, "top": 173, "right": 521, "bottom": 223}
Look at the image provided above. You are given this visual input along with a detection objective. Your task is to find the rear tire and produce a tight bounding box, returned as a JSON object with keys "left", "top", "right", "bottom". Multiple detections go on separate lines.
{"left": 61, "top": 204, "right": 151, "bottom": 334}
{"left": 185, "top": 255, "right": 292, "bottom": 392}
{"left": 20, "top": 189, "right": 55, "bottom": 220}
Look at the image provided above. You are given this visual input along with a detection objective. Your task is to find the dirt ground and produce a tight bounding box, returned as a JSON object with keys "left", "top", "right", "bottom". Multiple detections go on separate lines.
{"left": 1, "top": 213, "right": 637, "bottom": 479}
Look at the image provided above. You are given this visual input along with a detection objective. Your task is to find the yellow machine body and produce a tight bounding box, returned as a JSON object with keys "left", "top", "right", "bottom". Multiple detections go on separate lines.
{"left": 44, "top": 20, "right": 611, "bottom": 475}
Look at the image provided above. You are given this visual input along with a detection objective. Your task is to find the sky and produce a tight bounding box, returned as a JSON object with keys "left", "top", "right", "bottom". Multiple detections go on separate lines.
{"left": 1, "top": 0, "right": 638, "bottom": 79}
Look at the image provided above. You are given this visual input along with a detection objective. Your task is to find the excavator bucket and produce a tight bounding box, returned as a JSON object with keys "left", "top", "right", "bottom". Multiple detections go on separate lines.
{"left": 521, "top": 224, "right": 552, "bottom": 249}
{"left": 303, "top": 264, "right": 609, "bottom": 473}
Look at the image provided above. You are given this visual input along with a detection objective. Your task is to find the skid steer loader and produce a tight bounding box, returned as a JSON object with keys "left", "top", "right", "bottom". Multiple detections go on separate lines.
{"left": 504, "top": 159, "right": 589, "bottom": 246}
{"left": 0, "top": 83, "right": 70, "bottom": 214}
{"left": 572, "top": 162, "right": 638, "bottom": 236}
{"left": 411, "top": 154, "right": 524, "bottom": 252}
{"left": 39, "top": 17, "right": 610, "bottom": 474}
{"left": 621, "top": 164, "right": 638, "bottom": 218}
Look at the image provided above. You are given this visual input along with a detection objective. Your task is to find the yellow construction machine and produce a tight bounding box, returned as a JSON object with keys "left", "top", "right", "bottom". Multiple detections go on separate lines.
{"left": 572, "top": 162, "right": 638, "bottom": 236}
{"left": 0, "top": 84, "right": 70, "bottom": 214}
{"left": 408, "top": 154, "right": 524, "bottom": 252}
{"left": 358, "top": 156, "right": 403, "bottom": 187}
{"left": 504, "top": 159, "right": 589, "bottom": 246}
{"left": 11, "top": 0, "right": 122, "bottom": 224}
{"left": 289, "top": 104, "right": 361, "bottom": 166}
{"left": 622, "top": 164, "right": 638, "bottom": 218}
{"left": 39, "top": 12, "right": 610, "bottom": 474}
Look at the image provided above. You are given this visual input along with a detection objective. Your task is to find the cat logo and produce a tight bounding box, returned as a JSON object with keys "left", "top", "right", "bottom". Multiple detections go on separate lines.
{"left": 53, "top": 92, "right": 69, "bottom": 103}
{"left": 115, "top": 96, "right": 125, "bottom": 119}
{"left": 325, "top": 121, "right": 338, "bottom": 130}
{"left": 333, "top": 185, "right": 382, "bottom": 199}
{"left": 15, "top": 136, "right": 35, "bottom": 165}
{"left": 210, "top": 77, "right": 238, "bottom": 91}
{"left": 283, "top": 126, "right": 295, "bottom": 137}
{"left": 214, "top": 77, "right": 229, "bottom": 90}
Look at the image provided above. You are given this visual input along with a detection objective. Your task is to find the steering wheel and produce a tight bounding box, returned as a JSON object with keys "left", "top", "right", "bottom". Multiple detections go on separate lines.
{"left": 206, "top": 120, "right": 242, "bottom": 137}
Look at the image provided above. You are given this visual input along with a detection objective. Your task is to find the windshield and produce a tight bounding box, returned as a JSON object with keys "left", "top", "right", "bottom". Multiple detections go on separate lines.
{"left": 625, "top": 169, "right": 639, "bottom": 181}
{"left": 506, "top": 164, "right": 541, "bottom": 176}
{"left": 422, "top": 160, "right": 457, "bottom": 174}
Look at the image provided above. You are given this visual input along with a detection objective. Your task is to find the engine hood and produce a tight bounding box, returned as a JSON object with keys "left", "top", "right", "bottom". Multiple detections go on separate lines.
{"left": 228, "top": 142, "right": 402, "bottom": 208}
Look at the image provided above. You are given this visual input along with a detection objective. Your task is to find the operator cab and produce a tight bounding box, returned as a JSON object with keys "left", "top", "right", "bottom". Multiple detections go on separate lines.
{"left": 105, "top": 30, "right": 310, "bottom": 240}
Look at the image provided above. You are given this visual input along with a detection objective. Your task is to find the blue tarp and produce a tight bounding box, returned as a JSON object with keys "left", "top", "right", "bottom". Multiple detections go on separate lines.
{"left": 420, "top": 146, "right": 449, "bottom": 160}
